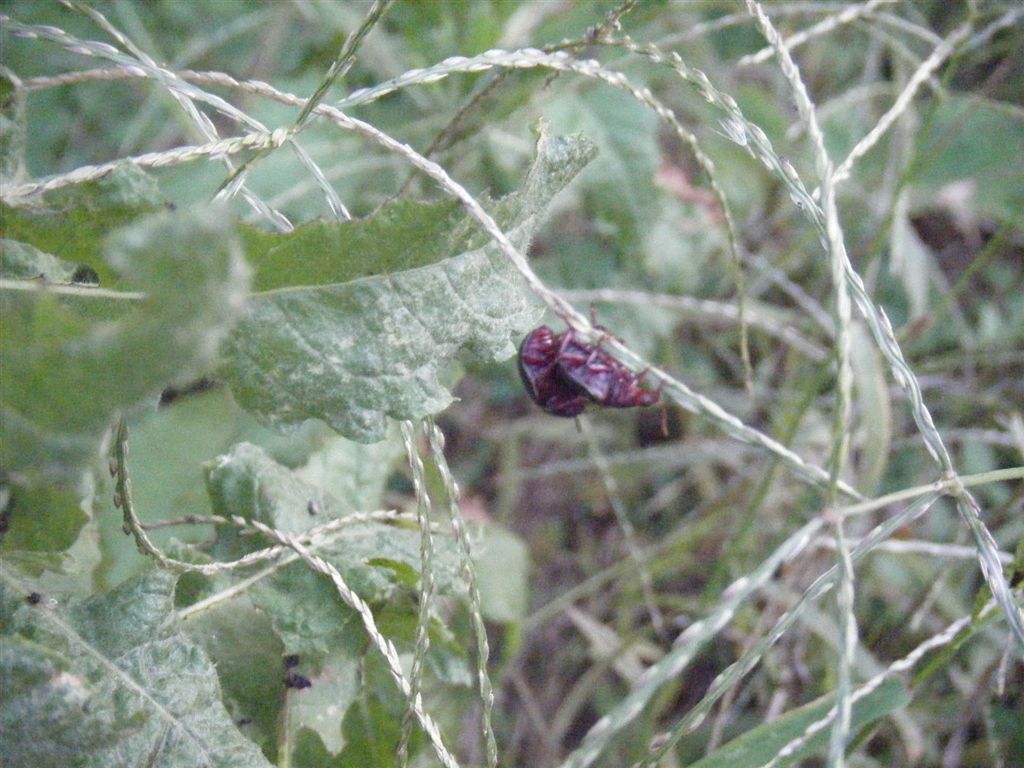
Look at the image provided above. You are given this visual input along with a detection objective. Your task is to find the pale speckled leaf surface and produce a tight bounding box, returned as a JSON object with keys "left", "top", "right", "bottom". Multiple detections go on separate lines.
{"left": 220, "top": 129, "right": 597, "bottom": 442}
{"left": 0, "top": 569, "right": 272, "bottom": 768}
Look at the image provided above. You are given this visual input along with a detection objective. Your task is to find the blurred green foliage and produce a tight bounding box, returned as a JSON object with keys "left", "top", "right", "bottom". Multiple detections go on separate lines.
{"left": 1, "top": 2, "right": 1022, "bottom": 767}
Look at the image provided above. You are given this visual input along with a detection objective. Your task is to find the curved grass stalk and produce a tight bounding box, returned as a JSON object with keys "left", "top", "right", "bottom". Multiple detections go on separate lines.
{"left": 559, "top": 515, "right": 827, "bottom": 768}
{"left": 738, "top": 0, "right": 896, "bottom": 67}
{"left": 398, "top": 420, "right": 439, "bottom": 768}
{"left": 243, "top": 517, "right": 463, "bottom": 768}
{"left": 68, "top": 0, "right": 349, "bottom": 224}
{"left": 3, "top": 11, "right": 338, "bottom": 229}
{"left": 425, "top": 419, "right": 499, "bottom": 768}
{"left": 812, "top": 537, "right": 1015, "bottom": 564}
{"left": 1, "top": 130, "right": 290, "bottom": 200}
{"left": 831, "top": 20, "right": 974, "bottom": 185}
{"left": 217, "top": 0, "right": 398, "bottom": 221}
{"left": 5, "top": 8, "right": 290, "bottom": 230}
{"left": 760, "top": 600, "right": 1000, "bottom": 768}
{"left": 631, "top": 492, "right": 940, "bottom": 768}
{"left": 744, "top": 3, "right": 857, "bottom": 762}
{"left": 115, "top": 417, "right": 416, "bottom": 581}
{"left": 294, "top": 0, "right": 394, "bottom": 128}
{"left": 656, "top": 3, "right": 883, "bottom": 48}
{"left": 837, "top": 466, "right": 1024, "bottom": 518}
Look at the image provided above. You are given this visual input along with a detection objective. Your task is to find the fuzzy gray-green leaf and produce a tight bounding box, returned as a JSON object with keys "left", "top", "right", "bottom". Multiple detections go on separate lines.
{"left": 220, "top": 130, "right": 597, "bottom": 442}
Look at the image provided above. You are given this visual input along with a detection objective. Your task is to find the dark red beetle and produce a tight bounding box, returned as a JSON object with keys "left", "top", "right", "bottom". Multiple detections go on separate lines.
{"left": 517, "top": 326, "right": 591, "bottom": 417}
{"left": 556, "top": 329, "right": 660, "bottom": 409}
{"left": 518, "top": 325, "right": 660, "bottom": 417}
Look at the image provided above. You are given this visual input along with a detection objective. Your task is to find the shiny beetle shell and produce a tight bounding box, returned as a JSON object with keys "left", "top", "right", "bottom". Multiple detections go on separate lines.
{"left": 517, "top": 325, "right": 660, "bottom": 416}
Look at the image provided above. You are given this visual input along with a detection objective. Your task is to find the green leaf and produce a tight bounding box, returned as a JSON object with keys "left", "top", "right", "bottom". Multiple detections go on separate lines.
{"left": 0, "top": 67, "right": 27, "bottom": 184}
{"left": 0, "top": 635, "right": 128, "bottom": 767}
{"left": 239, "top": 199, "right": 465, "bottom": 291}
{"left": 366, "top": 557, "right": 420, "bottom": 588}
{"left": 913, "top": 95, "right": 1024, "bottom": 227}
{"left": 0, "top": 569, "right": 272, "bottom": 768}
{"left": 546, "top": 87, "right": 659, "bottom": 250}
{"left": 0, "top": 165, "right": 165, "bottom": 286}
{"left": 474, "top": 524, "right": 529, "bottom": 623}
{"left": 688, "top": 679, "right": 910, "bottom": 768}
{"left": 327, "top": 635, "right": 467, "bottom": 765}
{"left": 1, "top": 206, "right": 249, "bottom": 488}
{"left": 182, "top": 601, "right": 285, "bottom": 758}
{"left": 293, "top": 429, "right": 405, "bottom": 513}
{"left": 93, "top": 387, "right": 251, "bottom": 590}
{"left": 285, "top": 649, "right": 361, "bottom": 756}
{"left": 203, "top": 442, "right": 461, "bottom": 656}
{"left": 205, "top": 441, "right": 376, "bottom": 538}
{"left": 88, "top": 385, "right": 340, "bottom": 589}
{"left": 335, "top": 689, "right": 426, "bottom": 768}
{"left": 0, "top": 483, "right": 87, "bottom": 553}
{"left": 850, "top": 322, "right": 891, "bottom": 495}
{"left": 373, "top": 599, "right": 472, "bottom": 687}
{"left": 220, "top": 129, "right": 596, "bottom": 442}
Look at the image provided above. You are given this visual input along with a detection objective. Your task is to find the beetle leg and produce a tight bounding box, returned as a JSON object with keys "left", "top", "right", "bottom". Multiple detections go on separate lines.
{"left": 584, "top": 347, "right": 614, "bottom": 371}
